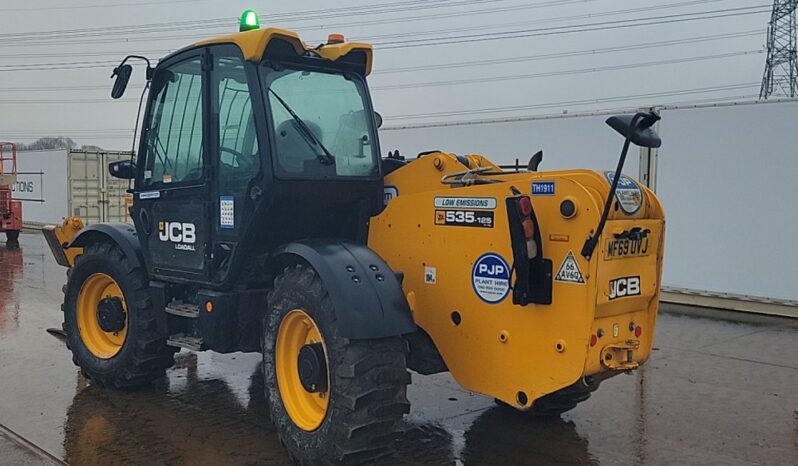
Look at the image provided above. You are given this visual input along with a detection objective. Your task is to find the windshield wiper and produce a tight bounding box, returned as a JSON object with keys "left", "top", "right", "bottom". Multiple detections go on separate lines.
{"left": 268, "top": 88, "right": 335, "bottom": 165}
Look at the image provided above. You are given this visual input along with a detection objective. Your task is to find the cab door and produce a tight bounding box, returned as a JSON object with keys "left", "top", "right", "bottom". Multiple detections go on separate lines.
{"left": 132, "top": 50, "right": 211, "bottom": 281}
{"left": 207, "top": 44, "right": 264, "bottom": 283}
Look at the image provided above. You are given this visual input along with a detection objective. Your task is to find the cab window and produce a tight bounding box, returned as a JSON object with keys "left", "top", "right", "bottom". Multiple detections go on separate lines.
{"left": 262, "top": 66, "right": 379, "bottom": 179}
{"left": 212, "top": 46, "right": 260, "bottom": 233}
{"left": 141, "top": 58, "right": 204, "bottom": 186}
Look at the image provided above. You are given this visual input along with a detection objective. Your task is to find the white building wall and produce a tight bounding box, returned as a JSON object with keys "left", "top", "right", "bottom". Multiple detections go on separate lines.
{"left": 380, "top": 100, "right": 798, "bottom": 304}
{"left": 657, "top": 100, "right": 798, "bottom": 302}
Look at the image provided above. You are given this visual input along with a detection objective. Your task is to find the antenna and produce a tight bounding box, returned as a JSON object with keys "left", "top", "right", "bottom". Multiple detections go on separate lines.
{"left": 760, "top": 1, "right": 798, "bottom": 99}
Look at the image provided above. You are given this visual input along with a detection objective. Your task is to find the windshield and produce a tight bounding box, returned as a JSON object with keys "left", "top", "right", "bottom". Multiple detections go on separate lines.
{"left": 262, "top": 66, "right": 379, "bottom": 179}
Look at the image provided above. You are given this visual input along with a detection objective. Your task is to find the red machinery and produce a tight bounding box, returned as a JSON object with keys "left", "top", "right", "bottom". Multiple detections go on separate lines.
{"left": 0, "top": 142, "right": 22, "bottom": 241}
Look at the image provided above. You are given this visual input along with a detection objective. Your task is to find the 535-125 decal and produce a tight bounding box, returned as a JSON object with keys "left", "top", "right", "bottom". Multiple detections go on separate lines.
{"left": 435, "top": 210, "right": 494, "bottom": 228}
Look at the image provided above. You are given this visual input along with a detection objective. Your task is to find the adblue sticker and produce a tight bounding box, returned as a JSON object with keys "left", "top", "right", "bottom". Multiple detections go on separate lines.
{"left": 472, "top": 253, "right": 511, "bottom": 303}
{"left": 604, "top": 172, "right": 643, "bottom": 215}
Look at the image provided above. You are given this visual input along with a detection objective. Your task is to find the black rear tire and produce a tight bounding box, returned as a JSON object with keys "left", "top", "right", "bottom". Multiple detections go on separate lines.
{"left": 63, "top": 242, "right": 177, "bottom": 388}
{"left": 5, "top": 230, "right": 19, "bottom": 241}
{"left": 263, "top": 264, "right": 411, "bottom": 465}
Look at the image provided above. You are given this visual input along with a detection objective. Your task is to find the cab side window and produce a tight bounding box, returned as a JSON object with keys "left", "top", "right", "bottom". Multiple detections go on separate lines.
{"left": 142, "top": 58, "right": 204, "bottom": 186}
{"left": 212, "top": 47, "right": 260, "bottom": 233}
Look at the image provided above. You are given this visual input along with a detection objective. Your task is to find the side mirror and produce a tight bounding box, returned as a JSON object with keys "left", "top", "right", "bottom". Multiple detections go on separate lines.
{"left": 111, "top": 64, "right": 133, "bottom": 99}
{"left": 109, "top": 160, "right": 136, "bottom": 179}
{"left": 606, "top": 112, "right": 662, "bottom": 148}
{"left": 374, "top": 111, "right": 383, "bottom": 129}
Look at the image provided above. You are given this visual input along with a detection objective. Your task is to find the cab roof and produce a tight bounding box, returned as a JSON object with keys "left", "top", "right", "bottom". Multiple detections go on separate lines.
{"left": 193, "top": 27, "right": 374, "bottom": 75}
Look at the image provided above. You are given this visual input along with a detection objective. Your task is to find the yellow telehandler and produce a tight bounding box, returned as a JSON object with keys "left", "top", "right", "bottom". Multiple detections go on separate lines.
{"left": 44, "top": 10, "right": 665, "bottom": 464}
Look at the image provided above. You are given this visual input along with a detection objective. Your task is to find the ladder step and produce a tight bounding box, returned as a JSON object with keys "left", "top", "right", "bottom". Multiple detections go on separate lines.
{"left": 167, "top": 334, "right": 204, "bottom": 351}
{"left": 165, "top": 303, "right": 200, "bottom": 318}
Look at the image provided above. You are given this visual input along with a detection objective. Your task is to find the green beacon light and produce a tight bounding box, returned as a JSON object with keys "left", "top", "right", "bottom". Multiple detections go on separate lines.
{"left": 240, "top": 9, "right": 260, "bottom": 32}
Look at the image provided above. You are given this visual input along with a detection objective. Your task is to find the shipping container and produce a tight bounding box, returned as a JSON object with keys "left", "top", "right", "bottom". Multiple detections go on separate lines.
{"left": 12, "top": 149, "right": 133, "bottom": 226}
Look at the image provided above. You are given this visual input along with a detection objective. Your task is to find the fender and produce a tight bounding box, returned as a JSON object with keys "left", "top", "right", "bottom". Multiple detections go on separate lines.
{"left": 68, "top": 223, "right": 144, "bottom": 269}
{"left": 273, "top": 239, "right": 416, "bottom": 340}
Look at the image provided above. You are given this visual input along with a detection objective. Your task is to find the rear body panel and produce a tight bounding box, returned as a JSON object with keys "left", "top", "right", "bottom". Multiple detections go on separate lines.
{"left": 369, "top": 153, "right": 665, "bottom": 408}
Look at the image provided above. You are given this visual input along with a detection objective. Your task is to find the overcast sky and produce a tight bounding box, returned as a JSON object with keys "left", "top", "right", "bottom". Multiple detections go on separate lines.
{"left": 0, "top": 0, "right": 773, "bottom": 149}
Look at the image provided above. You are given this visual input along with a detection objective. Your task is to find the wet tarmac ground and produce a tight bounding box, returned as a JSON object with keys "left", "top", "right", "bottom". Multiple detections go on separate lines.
{"left": 0, "top": 232, "right": 796, "bottom": 465}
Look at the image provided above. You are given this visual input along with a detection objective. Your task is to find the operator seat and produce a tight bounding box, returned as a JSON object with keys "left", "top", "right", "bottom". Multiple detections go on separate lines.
{"left": 275, "top": 120, "right": 323, "bottom": 173}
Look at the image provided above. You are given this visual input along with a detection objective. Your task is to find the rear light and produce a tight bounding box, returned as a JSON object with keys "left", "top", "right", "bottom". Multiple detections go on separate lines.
{"left": 634, "top": 325, "right": 642, "bottom": 337}
{"left": 518, "top": 196, "right": 533, "bottom": 217}
{"left": 521, "top": 217, "right": 535, "bottom": 239}
{"left": 589, "top": 334, "right": 598, "bottom": 347}
{"left": 505, "top": 193, "right": 551, "bottom": 305}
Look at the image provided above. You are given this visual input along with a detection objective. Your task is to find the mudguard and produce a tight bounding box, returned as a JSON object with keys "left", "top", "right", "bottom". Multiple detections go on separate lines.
{"left": 273, "top": 239, "right": 416, "bottom": 340}
{"left": 68, "top": 223, "right": 144, "bottom": 269}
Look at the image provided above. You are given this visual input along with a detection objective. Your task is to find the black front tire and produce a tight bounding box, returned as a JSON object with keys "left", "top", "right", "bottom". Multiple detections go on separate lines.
{"left": 263, "top": 264, "right": 411, "bottom": 465}
{"left": 63, "top": 242, "right": 177, "bottom": 388}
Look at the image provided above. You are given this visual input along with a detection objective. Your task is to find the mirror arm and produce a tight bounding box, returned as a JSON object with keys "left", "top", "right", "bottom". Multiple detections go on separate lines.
{"left": 111, "top": 55, "right": 154, "bottom": 81}
{"left": 580, "top": 112, "right": 646, "bottom": 260}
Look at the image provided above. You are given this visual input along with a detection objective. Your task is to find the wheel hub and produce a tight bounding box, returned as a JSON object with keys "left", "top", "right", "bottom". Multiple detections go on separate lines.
{"left": 298, "top": 343, "right": 328, "bottom": 393}
{"left": 96, "top": 297, "right": 126, "bottom": 333}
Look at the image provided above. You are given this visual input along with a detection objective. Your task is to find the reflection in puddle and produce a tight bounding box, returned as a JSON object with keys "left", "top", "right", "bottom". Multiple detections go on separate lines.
{"left": 0, "top": 243, "right": 23, "bottom": 334}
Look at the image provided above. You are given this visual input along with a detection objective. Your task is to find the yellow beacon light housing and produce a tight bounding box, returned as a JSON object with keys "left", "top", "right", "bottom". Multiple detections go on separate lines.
{"left": 239, "top": 9, "right": 260, "bottom": 32}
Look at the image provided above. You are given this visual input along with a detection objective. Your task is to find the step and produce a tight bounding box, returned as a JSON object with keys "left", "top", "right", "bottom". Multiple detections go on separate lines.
{"left": 167, "top": 334, "right": 204, "bottom": 351}
{"left": 165, "top": 302, "right": 200, "bottom": 318}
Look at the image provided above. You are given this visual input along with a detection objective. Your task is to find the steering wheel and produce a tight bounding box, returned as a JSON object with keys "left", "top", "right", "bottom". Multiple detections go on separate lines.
{"left": 220, "top": 146, "right": 256, "bottom": 172}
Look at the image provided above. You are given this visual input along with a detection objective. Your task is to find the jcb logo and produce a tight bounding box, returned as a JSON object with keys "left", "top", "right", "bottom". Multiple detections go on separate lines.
{"left": 608, "top": 276, "right": 641, "bottom": 300}
{"left": 158, "top": 221, "right": 196, "bottom": 244}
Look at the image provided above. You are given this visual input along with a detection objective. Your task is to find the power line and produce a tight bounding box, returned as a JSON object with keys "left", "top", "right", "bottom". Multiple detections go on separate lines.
{"left": 2, "top": 84, "right": 761, "bottom": 140}
{"left": 0, "top": 1, "right": 748, "bottom": 47}
{"left": 0, "top": 0, "right": 215, "bottom": 12}
{"left": 350, "top": 0, "right": 730, "bottom": 43}
{"left": 373, "top": 30, "right": 764, "bottom": 74}
{"left": 0, "top": 6, "right": 770, "bottom": 70}
{"left": 0, "top": 49, "right": 763, "bottom": 96}
{"left": 0, "top": 0, "right": 534, "bottom": 42}
{"left": 386, "top": 82, "right": 760, "bottom": 119}
{"left": 0, "top": 29, "right": 764, "bottom": 85}
{"left": 372, "top": 50, "right": 764, "bottom": 91}
{"left": 375, "top": 5, "right": 772, "bottom": 49}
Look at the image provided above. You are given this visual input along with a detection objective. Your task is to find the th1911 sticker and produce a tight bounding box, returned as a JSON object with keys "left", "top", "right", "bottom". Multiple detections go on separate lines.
{"left": 435, "top": 210, "right": 494, "bottom": 228}
{"left": 554, "top": 251, "right": 585, "bottom": 284}
{"left": 472, "top": 253, "right": 511, "bottom": 303}
{"left": 604, "top": 172, "right": 643, "bottom": 215}
{"left": 532, "top": 181, "right": 555, "bottom": 196}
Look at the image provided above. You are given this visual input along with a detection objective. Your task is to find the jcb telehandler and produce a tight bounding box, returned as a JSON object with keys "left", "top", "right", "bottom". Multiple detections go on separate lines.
{"left": 44, "top": 10, "right": 665, "bottom": 464}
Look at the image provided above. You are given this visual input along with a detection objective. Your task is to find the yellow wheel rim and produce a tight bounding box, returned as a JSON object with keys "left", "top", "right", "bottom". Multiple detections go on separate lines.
{"left": 76, "top": 273, "right": 128, "bottom": 359}
{"left": 276, "top": 309, "right": 330, "bottom": 431}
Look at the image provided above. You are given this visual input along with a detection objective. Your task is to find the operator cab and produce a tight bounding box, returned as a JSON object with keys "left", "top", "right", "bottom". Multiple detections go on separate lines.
{"left": 109, "top": 23, "right": 384, "bottom": 288}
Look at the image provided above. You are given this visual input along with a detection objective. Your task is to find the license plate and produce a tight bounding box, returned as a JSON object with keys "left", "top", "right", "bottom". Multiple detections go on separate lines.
{"left": 604, "top": 236, "right": 651, "bottom": 260}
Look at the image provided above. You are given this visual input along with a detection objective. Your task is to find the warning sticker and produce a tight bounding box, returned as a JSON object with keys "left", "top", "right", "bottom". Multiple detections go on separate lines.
{"left": 424, "top": 266, "right": 437, "bottom": 285}
{"left": 471, "top": 253, "right": 511, "bottom": 303}
{"left": 554, "top": 251, "right": 585, "bottom": 284}
{"left": 220, "top": 196, "right": 234, "bottom": 229}
{"left": 604, "top": 171, "right": 643, "bottom": 215}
